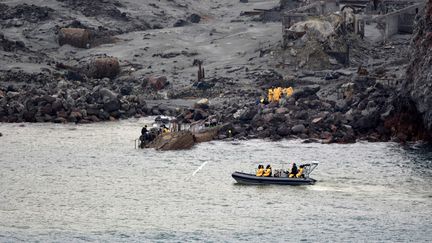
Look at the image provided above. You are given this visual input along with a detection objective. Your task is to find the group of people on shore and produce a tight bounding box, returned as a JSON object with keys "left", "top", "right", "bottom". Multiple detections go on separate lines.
{"left": 260, "top": 86, "right": 294, "bottom": 104}
{"left": 255, "top": 163, "right": 304, "bottom": 178}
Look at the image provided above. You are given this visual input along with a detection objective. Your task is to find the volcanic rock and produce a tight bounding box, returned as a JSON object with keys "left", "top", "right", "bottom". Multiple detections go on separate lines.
{"left": 148, "top": 76, "right": 168, "bottom": 90}
{"left": 291, "top": 124, "right": 306, "bottom": 134}
{"left": 188, "top": 14, "right": 201, "bottom": 23}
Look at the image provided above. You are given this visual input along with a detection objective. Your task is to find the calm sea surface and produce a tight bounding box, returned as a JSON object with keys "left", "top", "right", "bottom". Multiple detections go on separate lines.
{"left": 0, "top": 119, "right": 431, "bottom": 242}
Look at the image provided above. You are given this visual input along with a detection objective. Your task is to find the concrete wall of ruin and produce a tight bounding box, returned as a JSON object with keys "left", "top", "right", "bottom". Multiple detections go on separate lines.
{"left": 377, "top": 2, "right": 425, "bottom": 41}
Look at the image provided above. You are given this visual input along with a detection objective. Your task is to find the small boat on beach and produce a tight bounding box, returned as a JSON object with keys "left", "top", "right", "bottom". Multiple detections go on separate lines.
{"left": 232, "top": 163, "right": 318, "bottom": 185}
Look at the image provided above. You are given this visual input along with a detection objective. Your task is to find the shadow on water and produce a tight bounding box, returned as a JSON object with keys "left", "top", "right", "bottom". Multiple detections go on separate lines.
{"left": 399, "top": 142, "right": 432, "bottom": 178}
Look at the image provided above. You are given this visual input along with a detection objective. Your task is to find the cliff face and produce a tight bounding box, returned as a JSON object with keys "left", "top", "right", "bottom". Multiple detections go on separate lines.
{"left": 404, "top": 0, "right": 432, "bottom": 131}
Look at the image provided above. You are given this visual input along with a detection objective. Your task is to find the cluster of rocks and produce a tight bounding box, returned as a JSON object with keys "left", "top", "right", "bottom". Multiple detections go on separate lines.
{"left": 0, "top": 85, "right": 148, "bottom": 123}
{"left": 0, "top": 33, "right": 27, "bottom": 52}
{"left": 0, "top": 3, "right": 53, "bottom": 24}
{"left": 0, "top": 0, "right": 193, "bottom": 124}
{"left": 57, "top": 0, "right": 126, "bottom": 19}
{"left": 173, "top": 13, "right": 202, "bottom": 27}
{"left": 1, "top": 0, "right": 431, "bottom": 146}
{"left": 176, "top": 99, "right": 214, "bottom": 124}
{"left": 210, "top": 74, "right": 422, "bottom": 143}
{"left": 0, "top": 70, "right": 176, "bottom": 123}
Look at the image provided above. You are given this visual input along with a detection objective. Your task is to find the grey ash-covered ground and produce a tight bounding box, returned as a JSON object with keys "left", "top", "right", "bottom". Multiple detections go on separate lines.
{"left": 0, "top": 0, "right": 429, "bottom": 143}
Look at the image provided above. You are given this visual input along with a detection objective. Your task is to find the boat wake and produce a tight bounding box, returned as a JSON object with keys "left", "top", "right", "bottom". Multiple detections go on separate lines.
{"left": 192, "top": 161, "right": 208, "bottom": 177}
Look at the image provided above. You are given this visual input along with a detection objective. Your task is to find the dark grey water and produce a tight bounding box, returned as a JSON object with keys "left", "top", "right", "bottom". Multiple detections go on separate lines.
{"left": 0, "top": 119, "right": 431, "bottom": 242}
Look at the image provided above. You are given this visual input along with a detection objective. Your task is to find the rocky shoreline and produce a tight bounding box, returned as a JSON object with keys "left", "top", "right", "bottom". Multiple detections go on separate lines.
{"left": 1, "top": 0, "right": 431, "bottom": 144}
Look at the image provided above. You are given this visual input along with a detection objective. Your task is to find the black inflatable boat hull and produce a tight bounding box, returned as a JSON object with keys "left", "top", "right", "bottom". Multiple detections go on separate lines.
{"left": 232, "top": 171, "right": 316, "bottom": 185}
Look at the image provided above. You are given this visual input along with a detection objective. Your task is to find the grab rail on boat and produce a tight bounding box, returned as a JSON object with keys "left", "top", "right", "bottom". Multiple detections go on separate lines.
{"left": 304, "top": 162, "right": 319, "bottom": 178}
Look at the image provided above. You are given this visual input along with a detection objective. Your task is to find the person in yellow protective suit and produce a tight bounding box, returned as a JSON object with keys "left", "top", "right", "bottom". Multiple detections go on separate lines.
{"left": 273, "top": 87, "right": 282, "bottom": 102}
{"left": 268, "top": 88, "right": 274, "bottom": 103}
{"left": 284, "top": 87, "right": 294, "bottom": 97}
{"left": 296, "top": 165, "right": 305, "bottom": 178}
{"left": 263, "top": 164, "right": 272, "bottom": 177}
{"left": 161, "top": 124, "right": 170, "bottom": 134}
{"left": 256, "top": 165, "right": 264, "bottom": 177}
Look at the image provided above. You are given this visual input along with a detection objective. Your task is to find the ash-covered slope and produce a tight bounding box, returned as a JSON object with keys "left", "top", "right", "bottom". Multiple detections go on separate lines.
{"left": 404, "top": 0, "right": 432, "bottom": 131}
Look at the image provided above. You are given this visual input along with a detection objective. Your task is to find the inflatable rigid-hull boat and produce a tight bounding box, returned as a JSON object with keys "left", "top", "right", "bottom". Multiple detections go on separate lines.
{"left": 231, "top": 172, "right": 317, "bottom": 185}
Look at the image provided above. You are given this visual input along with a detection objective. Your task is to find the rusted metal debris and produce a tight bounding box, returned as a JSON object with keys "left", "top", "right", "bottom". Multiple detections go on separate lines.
{"left": 58, "top": 28, "right": 91, "bottom": 48}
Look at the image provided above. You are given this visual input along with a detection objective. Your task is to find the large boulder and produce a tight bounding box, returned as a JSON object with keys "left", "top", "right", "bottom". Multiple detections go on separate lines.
{"left": 188, "top": 14, "right": 201, "bottom": 23}
{"left": 239, "top": 107, "right": 258, "bottom": 122}
{"left": 292, "top": 85, "right": 320, "bottom": 100}
{"left": 291, "top": 124, "right": 306, "bottom": 134}
{"left": 103, "top": 99, "right": 120, "bottom": 113}
{"left": 277, "top": 125, "right": 291, "bottom": 136}
{"left": 99, "top": 88, "right": 118, "bottom": 101}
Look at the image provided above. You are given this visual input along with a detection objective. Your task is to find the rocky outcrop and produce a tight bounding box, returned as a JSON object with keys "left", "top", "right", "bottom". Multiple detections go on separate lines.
{"left": 0, "top": 71, "right": 152, "bottom": 123}
{"left": 0, "top": 3, "right": 53, "bottom": 23}
{"left": 1, "top": 33, "right": 27, "bottom": 52}
{"left": 404, "top": 0, "right": 432, "bottom": 132}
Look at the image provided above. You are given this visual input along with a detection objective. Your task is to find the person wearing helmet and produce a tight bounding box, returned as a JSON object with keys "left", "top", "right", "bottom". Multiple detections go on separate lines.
{"left": 256, "top": 165, "right": 264, "bottom": 177}
{"left": 296, "top": 165, "right": 305, "bottom": 178}
{"left": 141, "top": 125, "right": 148, "bottom": 136}
{"left": 263, "top": 164, "right": 272, "bottom": 177}
{"left": 268, "top": 88, "right": 274, "bottom": 103}
{"left": 289, "top": 163, "right": 298, "bottom": 178}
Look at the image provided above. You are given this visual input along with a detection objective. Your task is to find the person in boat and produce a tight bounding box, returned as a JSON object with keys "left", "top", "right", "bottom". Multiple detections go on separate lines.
{"left": 289, "top": 163, "right": 298, "bottom": 178}
{"left": 263, "top": 164, "right": 272, "bottom": 177}
{"left": 140, "top": 125, "right": 149, "bottom": 147}
{"left": 296, "top": 165, "right": 305, "bottom": 178}
{"left": 141, "top": 125, "right": 148, "bottom": 136}
{"left": 256, "top": 165, "right": 264, "bottom": 177}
